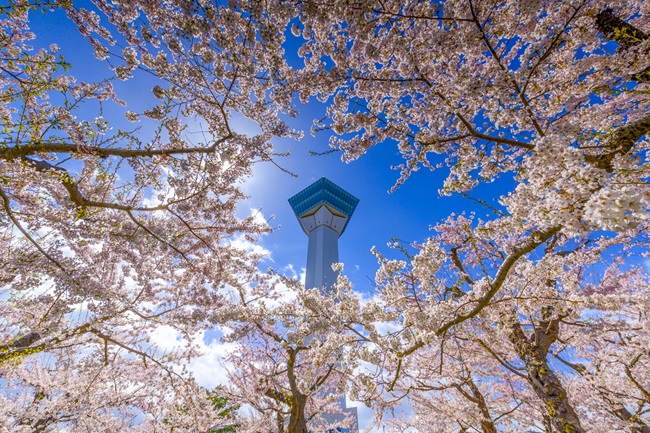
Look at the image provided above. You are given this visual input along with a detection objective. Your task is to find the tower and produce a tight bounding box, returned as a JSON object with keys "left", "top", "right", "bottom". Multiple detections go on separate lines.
{"left": 288, "top": 177, "right": 360, "bottom": 433}
{"left": 288, "top": 177, "right": 359, "bottom": 291}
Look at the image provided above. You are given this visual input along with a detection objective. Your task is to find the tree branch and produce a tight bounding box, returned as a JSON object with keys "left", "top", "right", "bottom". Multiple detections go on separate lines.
{"left": 1, "top": 133, "right": 232, "bottom": 161}
{"left": 468, "top": 0, "right": 545, "bottom": 136}
{"left": 0, "top": 187, "right": 67, "bottom": 272}
{"left": 585, "top": 114, "right": 650, "bottom": 172}
{"left": 0, "top": 324, "right": 90, "bottom": 363}
{"left": 396, "top": 226, "right": 559, "bottom": 363}
{"left": 596, "top": 9, "right": 650, "bottom": 82}
{"left": 436, "top": 226, "right": 560, "bottom": 337}
{"left": 475, "top": 338, "right": 527, "bottom": 379}
{"left": 24, "top": 158, "right": 169, "bottom": 212}
{"left": 596, "top": 9, "right": 649, "bottom": 49}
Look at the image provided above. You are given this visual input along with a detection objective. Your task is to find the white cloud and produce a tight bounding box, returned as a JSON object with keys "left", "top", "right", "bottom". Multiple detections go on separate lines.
{"left": 282, "top": 263, "right": 306, "bottom": 286}
{"left": 148, "top": 325, "right": 183, "bottom": 351}
{"left": 189, "top": 329, "right": 238, "bottom": 389}
{"left": 146, "top": 325, "right": 237, "bottom": 389}
{"left": 299, "top": 267, "right": 306, "bottom": 285}
{"left": 229, "top": 234, "right": 271, "bottom": 258}
{"left": 249, "top": 207, "right": 269, "bottom": 228}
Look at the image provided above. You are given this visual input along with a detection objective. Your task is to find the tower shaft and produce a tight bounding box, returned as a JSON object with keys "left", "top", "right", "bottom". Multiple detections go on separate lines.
{"left": 288, "top": 178, "right": 360, "bottom": 433}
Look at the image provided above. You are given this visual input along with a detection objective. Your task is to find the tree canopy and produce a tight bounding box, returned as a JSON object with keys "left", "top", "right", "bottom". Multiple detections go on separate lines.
{"left": 1, "top": 1, "right": 648, "bottom": 433}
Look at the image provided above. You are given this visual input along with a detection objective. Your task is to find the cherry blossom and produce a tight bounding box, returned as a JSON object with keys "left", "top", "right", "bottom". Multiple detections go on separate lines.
{"left": 288, "top": 1, "right": 650, "bottom": 431}
{"left": 1, "top": 1, "right": 294, "bottom": 431}
{"left": 2, "top": 1, "right": 650, "bottom": 432}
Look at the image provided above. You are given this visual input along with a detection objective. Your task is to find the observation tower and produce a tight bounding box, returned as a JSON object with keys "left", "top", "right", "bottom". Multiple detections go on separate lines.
{"left": 288, "top": 177, "right": 359, "bottom": 433}
{"left": 288, "top": 177, "right": 359, "bottom": 291}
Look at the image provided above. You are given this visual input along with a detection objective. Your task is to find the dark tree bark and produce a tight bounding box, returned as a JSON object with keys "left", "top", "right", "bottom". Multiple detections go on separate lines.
{"left": 596, "top": 9, "right": 648, "bottom": 48}
{"left": 287, "top": 395, "right": 308, "bottom": 433}
{"left": 585, "top": 114, "right": 650, "bottom": 172}
{"left": 507, "top": 313, "right": 585, "bottom": 433}
{"left": 287, "top": 348, "right": 308, "bottom": 433}
{"left": 596, "top": 8, "right": 649, "bottom": 82}
{"left": 465, "top": 376, "right": 498, "bottom": 433}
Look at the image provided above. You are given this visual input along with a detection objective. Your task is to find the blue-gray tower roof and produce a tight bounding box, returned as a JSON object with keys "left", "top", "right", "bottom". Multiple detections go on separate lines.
{"left": 288, "top": 178, "right": 359, "bottom": 235}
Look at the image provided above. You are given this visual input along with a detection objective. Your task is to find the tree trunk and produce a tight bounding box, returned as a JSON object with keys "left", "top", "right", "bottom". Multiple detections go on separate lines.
{"left": 286, "top": 347, "right": 308, "bottom": 433}
{"left": 595, "top": 8, "right": 650, "bottom": 82}
{"left": 507, "top": 315, "right": 585, "bottom": 433}
{"left": 466, "top": 376, "right": 498, "bottom": 433}
{"left": 287, "top": 394, "right": 308, "bottom": 433}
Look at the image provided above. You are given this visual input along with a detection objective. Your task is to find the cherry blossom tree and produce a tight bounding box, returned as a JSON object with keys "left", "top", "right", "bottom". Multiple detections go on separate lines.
{"left": 221, "top": 275, "right": 360, "bottom": 433}
{"left": 3, "top": 0, "right": 650, "bottom": 432}
{"left": 288, "top": 1, "right": 650, "bottom": 432}
{"left": 0, "top": 0, "right": 295, "bottom": 430}
{"left": 380, "top": 340, "right": 541, "bottom": 433}
{"left": 332, "top": 213, "right": 649, "bottom": 433}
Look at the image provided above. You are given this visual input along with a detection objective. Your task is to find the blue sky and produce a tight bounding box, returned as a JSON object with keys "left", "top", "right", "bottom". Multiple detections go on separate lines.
{"left": 19, "top": 5, "right": 650, "bottom": 432}
{"left": 242, "top": 118, "right": 510, "bottom": 292}
{"left": 240, "top": 17, "right": 512, "bottom": 290}
{"left": 21, "top": 12, "right": 509, "bottom": 430}
{"left": 26, "top": 5, "right": 511, "bottom": 295}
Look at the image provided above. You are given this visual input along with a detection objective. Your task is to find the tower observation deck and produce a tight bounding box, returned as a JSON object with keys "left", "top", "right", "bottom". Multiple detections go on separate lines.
{"left": 288, "top": 177, "right": 360, "bottom": 433}
{"left": 288, "top": 177, "right": 359, "bottom": 291}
